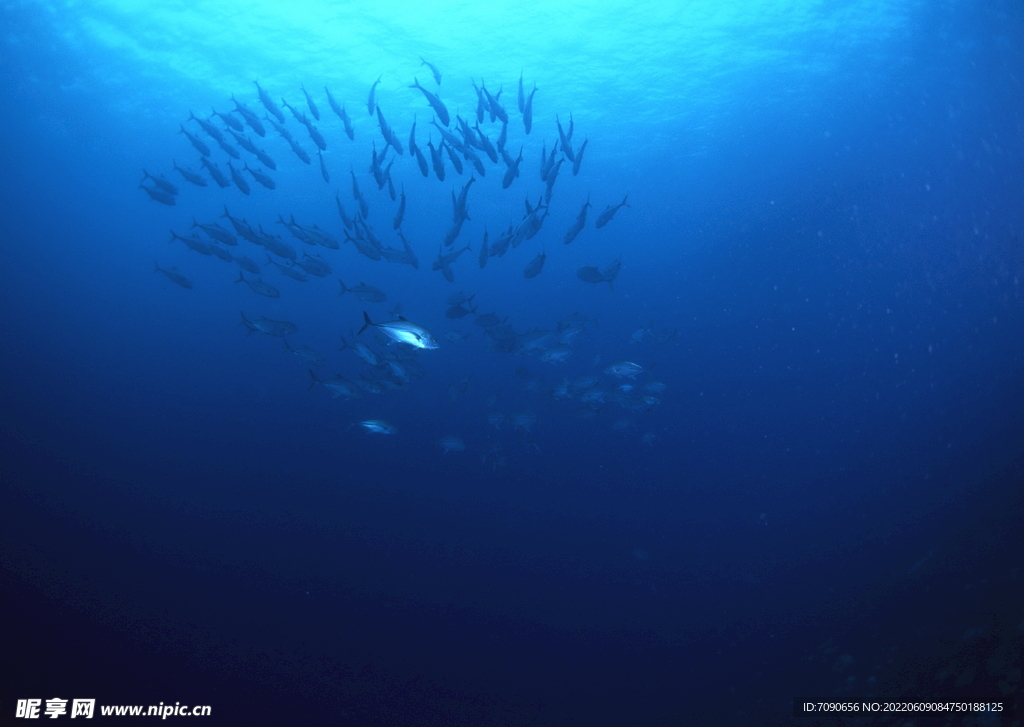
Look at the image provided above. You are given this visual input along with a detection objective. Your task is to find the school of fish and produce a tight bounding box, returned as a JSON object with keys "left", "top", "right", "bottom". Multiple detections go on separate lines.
{"left": 145, "top": 62, "right": 673, "bottom": 463}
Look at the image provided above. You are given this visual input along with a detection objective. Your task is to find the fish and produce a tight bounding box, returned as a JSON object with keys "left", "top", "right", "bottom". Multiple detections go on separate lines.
{"left": 604, "top": 361, "right": 643, "bottom": 378}
{"left": 577, "top": 266, "right": 606, "bottom": 284}
{"left": 172, "top": 160, "right": 207, "bottom": 187}
{"left": 254, "top": 81, "right": 285, "bottom": 123}
{"left": 445, "top": 303, "right": 476, "bottom": 319}
{"left": 471, "top": 79, "right": 486, "bottom": 123}
{"left": 252, "top": 145, "right": 276, "bottom": 170}
{"left": 398, "top": 230, "right": 419, "bottom": 268}
{"left": 523, "top": 250, "right": 546, "bottom": 278}
{"left": 483, "top": 86, "right": 508, "bottom": 124}
{"left": 287, "top": 137, "right": 311, "bottom": 164}
{"left": 300, "top": 84, "right": 320, "bottom": 120}
{"left": 295, "top": 252, "right": 332, "bottom": 277}
{"left": 282, "top": 97, "right": 306, "bottom": 124}
{"left": 192, "top": 218, "right": 236, "bottom": 245}
{"left": 188, "top": 110, "right": 225, "bottom": 143}
{"left": 350, "top": 169, "right": 369, "bottom": 218}
{"left": 563, "top": 196, "right": 591, "bottom": 244}
{"left": 442, "top": 218, "right": 465, "bottom": 247}
{"left": 522, "top": 85, "right": 537, "bottom": 134}
{"left": 339, "top": 336, "right": 382, "bottom": 366}
{"left": 453, "top": 176, "right": 475, "bottom": 222}
{"left": 444, "top": 330, "right": 471, "bottom": 342}
{"left": 304, "top": 121, "right": 327, "bottom": 151}
{"left": 556, "top": 115, "right": 575, "bottom": 162}
{"left": 228, "top": 129, "right": 259, "bottom": 155}
{"left": 408, "top": 116, "right": 421, "bottom": 156}
{"left": 540, "top": 346, "right": 572, "bottom": 364}
{"left": 427, "top": 140, "right": 445, "bottom": 182}
{"left": 367, "top": 74, "right": 381, "bottom": 115}
{"left": 510, "top": 411, "right": 537, "bottom": 431}
{"left": 244, "top": 164, "right": 275, "bottom": 189}
{"left": 283, "top": 339, "right": 325, "bottom": 367}
{"left": 629, "top": 323, "right": 652, "bottom": 344}
{"left": 406, "top": 139, "right": 427, "bottom": 177}
{"left": 307, "top": 370, "right": 361, "bottom": 399}
{"left": 154, "top": 263, "right": 192, "bottom": 289}
{"left": 544, "top": 158, "right": 563, "bottom": 201}
{"left": 338, "top": 281, "right": 387, "bottom": 302}
{"left": 409, "top": 78, "right": 450, "bottom": 126}
{"left": 232, "top": 254, "right": 260, "bottom": 274}
{"left": 359, "top": 312, "right": 439, "bottom": 350}
{"left": 317, "top": 150, "right": 329, "bottom": 182}
{"left": 358, "top": 419, "right": 397, "bottom": 434}
{"left": 463, "top": 145, "right": 486, "bottom": 177}
{"left": 199, "top": 158, "right": 229, "bottom": 188}
{"left": 432, "top": 244, "right": 470, "bottom": 281}
{"left": 265, "top": 255, "right": 308, "bottom": 282}
{"left": 420, "top": 57, "right": 442, "bottom": 85}
{"left": 393, "top": 185, "right": 406, "bottom": 230}
{"left": 473, "top": 124, "right": 498, "bottom": 162}
{"left": 576, "top": 259, "right": 621, "bottom": 290}
{"left": 324, "top": 86, "right": 354, "bottom": 139}
{"left": 502, "top": 147, "right": 523, "bottom": 189}
{"left": 257, "top": 227, "right": 298, "bottom": 260}
{"left": 214, "top": 136, "right": 241, "bottom": 159}
{"left": 239, "top": 311, "right": 297, "bottom": 337}
{"left": 488, "top": 227, "right": 512, "bottom": 258}
{"left": 141, "top": 169, "right": 178, "bottom": 196}
{"left": 517, "top": 72, "right": 525, "bottom": 113}
{"left": 235, "top": 271, "right": 280, "bottom": 298}
{"left": 227, "top": 161, "right": 250, "bottom": 195}
{"left": 178, "top": 124, "right": 211, "bottom": 157}
{"left": 494, "top": 118, "right": 508, "bottom": 153}
{"left": 140, "top": 184, "right": 175, "bottom": 205}
{"left": 438, "top": 435, "right": 465, "bottom": 453}
{"left": 444, "top": 142, "right": 464, "bottom": 175}
{"left": 376, "top": 106, "right": 403, "bottom": 154}
{"left": 595, "top": 195, "right": 629, "bottom": 228}
{"left": 477, "top": 228, "right": 489, "bottom": 269}
{"left": 474, "top": 312, "right": 505, "bottom": 327}
{"left": 572, "top": 138, "right": 588, "bottom": 176}
{"left": 231, "top": 96, "right": 266, "bottom": 136}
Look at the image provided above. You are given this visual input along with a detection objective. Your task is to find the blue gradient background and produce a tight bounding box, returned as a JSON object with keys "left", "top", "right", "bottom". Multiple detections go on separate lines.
{"left": 2, "top": 0, "right": 1023, "bottom": 724}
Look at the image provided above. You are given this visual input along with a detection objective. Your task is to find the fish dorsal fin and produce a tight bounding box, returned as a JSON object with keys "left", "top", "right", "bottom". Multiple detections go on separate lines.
{"left": 397, "top": 315, "right": 408, "bottom": 321}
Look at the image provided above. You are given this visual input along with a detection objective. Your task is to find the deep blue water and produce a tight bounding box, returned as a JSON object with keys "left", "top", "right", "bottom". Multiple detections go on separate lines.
{"left": 2, "top": 0, "right": 1023, "bottom": 725}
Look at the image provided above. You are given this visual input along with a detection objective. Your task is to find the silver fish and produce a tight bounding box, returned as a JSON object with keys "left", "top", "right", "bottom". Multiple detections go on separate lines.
{"left": 359, "top": 312, "right": 438, "bottom": 350}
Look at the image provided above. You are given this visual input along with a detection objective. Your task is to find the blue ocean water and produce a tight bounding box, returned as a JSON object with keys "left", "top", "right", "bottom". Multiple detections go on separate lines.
{"left": 2, "top": 0, "right": 1023, "bottom": 724}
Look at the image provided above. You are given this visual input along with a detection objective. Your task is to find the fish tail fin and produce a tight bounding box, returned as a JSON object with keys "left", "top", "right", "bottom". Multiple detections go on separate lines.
{"left": 338, "top": 335, "right": 349, "bottom": 351}
{"left": 307, "top": 368, "right": 321, "bottom": 390}
{"left": 235, "top": 271, "right": 244, "bottom": 283}
{"left": 358, "top": 312, "right": 373, "bottom": 335}
{"left": 154, "top": 262, "right": 161, "bottom": 273}
{"left": 623, "top": 194, "right": 630, "bottom": 206}
{"left": 167, "top": 229, "right": 177, "bottom": 243}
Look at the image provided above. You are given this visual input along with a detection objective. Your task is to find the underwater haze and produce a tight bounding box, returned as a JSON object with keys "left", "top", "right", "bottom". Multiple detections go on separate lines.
{"left": 2, "top": 0, "right": 1024, "bottom": 724}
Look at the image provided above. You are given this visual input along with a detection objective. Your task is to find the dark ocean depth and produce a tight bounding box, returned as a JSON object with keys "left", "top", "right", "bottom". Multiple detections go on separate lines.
{"left": 2, "top": 0, "right": 1023, "bottom": 724}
